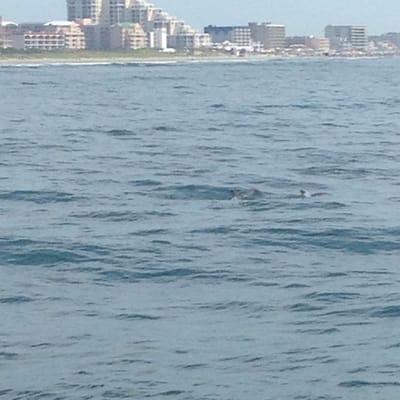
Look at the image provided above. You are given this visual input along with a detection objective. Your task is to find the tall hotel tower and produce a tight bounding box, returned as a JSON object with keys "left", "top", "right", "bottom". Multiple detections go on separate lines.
{"left": 67, "top": 0, "right": 103, "bottom": 23}
{"left": 67, "top": 0, "right": 128, "bottom": 25}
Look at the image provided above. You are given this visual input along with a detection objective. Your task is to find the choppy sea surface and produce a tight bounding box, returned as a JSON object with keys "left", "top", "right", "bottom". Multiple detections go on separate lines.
{"left": 1, "top": 58, "right": 400, "bottom": 399}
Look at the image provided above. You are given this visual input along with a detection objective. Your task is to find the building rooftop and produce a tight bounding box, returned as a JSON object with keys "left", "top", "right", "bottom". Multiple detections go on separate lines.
{"left": 1, "top": 20, "right": 18, "bottom": 27}
{"left": 45, "top": 20, "right": 75, "bottom": 27}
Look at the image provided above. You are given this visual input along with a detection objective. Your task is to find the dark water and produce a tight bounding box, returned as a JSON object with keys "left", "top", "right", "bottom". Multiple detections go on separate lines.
{"left": 1, "top": 58, "right": 400, "bottom": 399}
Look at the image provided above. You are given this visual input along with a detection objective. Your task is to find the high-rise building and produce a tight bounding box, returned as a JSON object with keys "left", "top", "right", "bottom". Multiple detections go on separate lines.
{"left": 325, "top": 25, "right": 367, "bottom": 50}
{"left": 67, "top": 0, "right": 103, "bottom": 24}
{"left": 249, "top": 22, "right": 286, "bottom": 49}
{"left": 109, "top": 0, "right": 128, "bottom": 24}
{"left": 154, "top": 27, "right": 167, "bottom": 49}
{"left": 123, "top": 0, "right": 154, "bottom": 26}
{"left": 67, "top": 0, "right": 127, "bottom": 25}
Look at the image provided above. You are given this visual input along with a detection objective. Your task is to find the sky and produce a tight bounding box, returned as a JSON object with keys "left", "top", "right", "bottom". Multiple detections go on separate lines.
{"left": 1, "top": 0, "right": 399, "bottom": 36}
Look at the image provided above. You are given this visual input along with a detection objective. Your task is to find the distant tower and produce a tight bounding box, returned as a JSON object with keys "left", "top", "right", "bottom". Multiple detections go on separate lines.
{"left": 67, "top": 0, "right": 128, "bottom": 25}
{"left": 109, "top": 0, "right": 127, "bottom": 25}
{"left": 67, "top": 0, "right": 103, "bottom": 23}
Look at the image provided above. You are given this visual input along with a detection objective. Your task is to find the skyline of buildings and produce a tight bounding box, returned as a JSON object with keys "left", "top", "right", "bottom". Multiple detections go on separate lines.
{"left": 1, "top": 1, "right": 400, "bottom": 56}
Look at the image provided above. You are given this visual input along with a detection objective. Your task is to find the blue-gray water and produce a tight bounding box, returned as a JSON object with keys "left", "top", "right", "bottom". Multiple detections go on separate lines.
{"left": 1, "top": 58, "right": 400, "bottom": 399}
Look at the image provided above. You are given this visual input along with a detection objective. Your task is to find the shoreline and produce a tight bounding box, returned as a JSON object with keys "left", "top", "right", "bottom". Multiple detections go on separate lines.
{"left": 0, "top": 52, "right": 396, "bottom": 66}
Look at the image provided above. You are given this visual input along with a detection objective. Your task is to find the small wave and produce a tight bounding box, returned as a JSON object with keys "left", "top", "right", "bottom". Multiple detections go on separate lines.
{"left": 153, "top": 125, "right": 180, "bottom": 132}
{"left": 7, "top": 249, "right": 88, "bottom": 266}
{"left": 207, "top": 126, "right": 224, "bottom": 132}
{"left": 190, "top": 226, "right": 237, "bottom": 235}
{"left": 297, "top": 328, "right": 340, "bottom": 335}
{"left": 115, "top": 313, "right": 160, "bottom": 321}
{"left": 130, "top": 179, "right": 162, "bottom": 187}
{"left": 295, "top": 166, "right": 371, "bottom": 179}
{"left": 339, "top": 380, "right": 400, "bottom": 388}
{"left": 0, "top": 190, "right": 77, "bottom": 204}
{"left": 130, "top": 229, "right": 169, "bottom": 236}
{"left": 198, "top": 301, "right": 268, "bottom": 313}
{"left": 0, "top": 352, "right": 18, "bottom": 360}
{"left": 21, "top": 81, "right": 37, "bottom": 86}
{"left": 288, "top": 303, "right": 324, "bottom": 312}
{"left": 153, "top": 184, "right": 233, "bottom": 201}
{"left": 284, "top": 283, "right": 310, "bottom": 289}
{"left": 153, "top": 185, "right": 264, "bottom": 201}
{"left": 9, "top": 118, "right": 27, "bottom": 123}
{"left": 210, "top": 103, "right": 226, "bottom": 109}
{"left": 173, "top": 84, "right": 189, "bottom": 89}
{"left": 304, "top": 292, "right": 360, "bottom": 303}
{"left": 97, "top": 267, "right": 231, "bottom": 283}
{"left": 0, "top": 296, "right": 34, "bottom": 304}
{"left": 179, "top": 363, "right": 208, "bottom": 370}
{"left": 371, "top": 306, "right": 400, "bottom": 318}
{"left": 72, "top": 210, "right": 143, "bottom": 222}
{"left": 106, "top": 129, "right": 136, "bottom": 137}
{"left": 156, "top": 390, "right": 186, "bottom": 397}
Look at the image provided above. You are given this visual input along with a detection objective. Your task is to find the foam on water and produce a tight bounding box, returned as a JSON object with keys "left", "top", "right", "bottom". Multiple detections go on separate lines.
{"left": 1, "top": 58, "right": 400, "bottom": 399}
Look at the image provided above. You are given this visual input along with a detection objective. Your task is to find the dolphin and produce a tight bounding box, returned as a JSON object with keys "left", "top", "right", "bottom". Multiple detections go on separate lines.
{"left": 300, "top": 189, "right": 328, "bottom": 198}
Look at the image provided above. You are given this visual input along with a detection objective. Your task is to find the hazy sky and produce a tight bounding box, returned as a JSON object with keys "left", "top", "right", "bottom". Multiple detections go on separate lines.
{"left": 1, "top": 0, "right": 399, "bottom": 35}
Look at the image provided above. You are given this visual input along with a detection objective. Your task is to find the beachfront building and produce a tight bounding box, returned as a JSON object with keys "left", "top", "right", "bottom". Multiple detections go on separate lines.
{"left": 204, "top": 25, "right": 252, "bottom": 47}
{"left": 6, "top": 21, "right": 86, "bottom": 51}
{"left": 168, "top": 32, "right": 211, "bottom": 50}
{"left": 168, "top": 22, "right": 210, "bottom": 50}
{"left": 286, "top": 36, "right": 330, "bottom": 53}
{"left": 249, "top": 22, "right": 286, "bottom": 50}
{"left": 110, "top": 22, "right": 147, "bottom": 49}
{"left": 305, "top": 36, "right": 330, "bottom": 52}
{"left": 24, "top": 32, "right": 66, "bottom": 50}
{"left": 45, "top": 21, "right": 86, "bottom": 49}
{"left": 325, "top": 25, "right": 368, "bottom": 50}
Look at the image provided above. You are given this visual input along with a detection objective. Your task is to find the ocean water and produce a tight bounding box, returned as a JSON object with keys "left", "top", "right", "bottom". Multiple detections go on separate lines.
{"left": 0, "top": 58, "right": 400, "bottom": 399}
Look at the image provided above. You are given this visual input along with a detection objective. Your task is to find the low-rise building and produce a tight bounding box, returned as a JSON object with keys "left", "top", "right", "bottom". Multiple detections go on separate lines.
{"left": 286, "top": 36, "right": 307, "bottom": 47}
{"left": 204, "top": 25, "right": 252, "bottom": 47}
{"left": 24, "top": 32, "right": 66, "bottom": 50}
{"left": 168, "top": 32, "right": 210, "bottom": 50}
{"left": 305, "top": 36, "right": 330, "bottom": 52}
{"left": 45, "top": 21, "right": 86, "bottom": 49}
{"left": 381, "top": 32, "right": 400, "bottom": 48}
